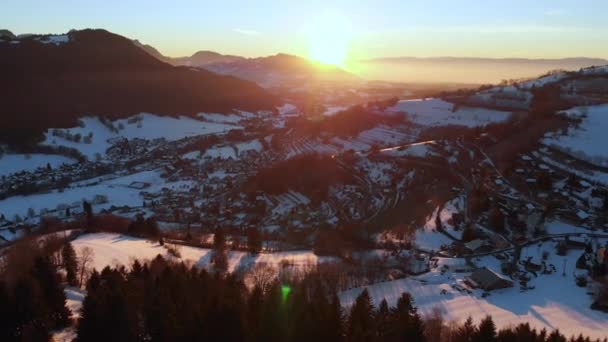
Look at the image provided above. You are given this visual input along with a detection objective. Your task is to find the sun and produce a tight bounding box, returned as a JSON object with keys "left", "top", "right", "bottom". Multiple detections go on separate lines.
{"left": 307, "top": 12, "right": 352, "bottom": 67}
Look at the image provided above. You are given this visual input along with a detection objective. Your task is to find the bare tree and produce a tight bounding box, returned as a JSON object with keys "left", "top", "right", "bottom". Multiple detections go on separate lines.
{"left": 246, "top": 262, "right": 277, "bottom": 293}
{"left": 78, "top": 246, "right": 95, "bottom": 287}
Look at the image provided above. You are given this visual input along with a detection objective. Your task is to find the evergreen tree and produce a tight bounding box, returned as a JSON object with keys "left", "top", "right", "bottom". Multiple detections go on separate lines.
{"left": 326, "top": 293, "right": 344, "bottom": 341}
{"left": 62, "top": 242, "right": 78, "bottom": 286}
{"left": 0, "top": 281, "right": 16, "bottom": 341}
{"left": 247, "top": 226, "right": 262, "bottom": 255}
{"left": 375, "top": 298, "right": 391, "bottom": 340}
{"left": 546, "top": 330, "right": 567, "bottom": 342}
{"left": 473, "top": 315, "right": 496, "bottom": 342}
{"left": 31, "top": 256, "right": 71, "bottom": 329}
{"left": 346, "top": 289, "right": 375, "bottom": 342}
{"left": 83, "top": 201, "right": 94, "bottom": 229}
{"left": 454, "top": 317, "right": 475, "bottom": 342}
{"left": 214, "top": 226, "right": 226, "bottom": 250}
{"left": 389, "top": 292, "right": 425, "bottom": 341}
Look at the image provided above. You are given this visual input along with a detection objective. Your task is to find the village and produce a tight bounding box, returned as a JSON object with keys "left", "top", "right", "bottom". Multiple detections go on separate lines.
{"left": 1, "top": 65, "right": 608, "bottom": 338}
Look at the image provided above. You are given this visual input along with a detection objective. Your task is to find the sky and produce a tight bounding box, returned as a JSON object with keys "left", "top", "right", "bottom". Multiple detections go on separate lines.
{"left": 2, "top": 0, "right": 608, "bottom": 60}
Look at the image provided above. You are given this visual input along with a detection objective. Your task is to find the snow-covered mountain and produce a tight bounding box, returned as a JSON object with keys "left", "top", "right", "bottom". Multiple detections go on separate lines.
{"left": 0, "top": 29, "right": 277, "bottom": 146}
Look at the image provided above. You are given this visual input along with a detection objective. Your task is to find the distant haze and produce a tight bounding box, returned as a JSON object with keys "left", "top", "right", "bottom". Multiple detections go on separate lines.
{"left": 350, "top": 57, "right": 608, "bottom": 84}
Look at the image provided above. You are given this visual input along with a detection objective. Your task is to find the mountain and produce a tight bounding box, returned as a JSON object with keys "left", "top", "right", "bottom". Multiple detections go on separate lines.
{"left": 353, "top": 57, "right": 608, "bottom": 84}
{"left": 0, "top": 29, "right": 15, "bottom": 40}
{"left": 200, "top": 53, "right": 357, "bottom": 87}
{"left": 136, "top": 43, "right": 357, "bottom": 87}
{"left": 364, "top": 56, "right": 608, "bottom": 66}
{"left": 171, "top": 50, "right": 244, "bottom": 66}
{"left": 0, "top": 29, "right": 277, "bottom": 146}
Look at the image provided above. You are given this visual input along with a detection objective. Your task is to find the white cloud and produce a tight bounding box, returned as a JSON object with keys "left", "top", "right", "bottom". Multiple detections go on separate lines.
{"left": 233, "top": 28, "right": 261, "bottom": 36}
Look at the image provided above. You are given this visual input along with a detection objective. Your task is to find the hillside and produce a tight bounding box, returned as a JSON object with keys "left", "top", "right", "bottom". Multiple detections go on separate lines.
{"left": 136, "top": 42, "right": 357, "bottom": 87}
{"left": 0, "top": 29, "right": 277, "bottom": 146}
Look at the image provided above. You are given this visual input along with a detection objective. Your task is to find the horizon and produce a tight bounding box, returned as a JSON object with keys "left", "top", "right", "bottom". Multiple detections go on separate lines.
{"left": 3, "top": 0, "right": 608, "bottom": 64}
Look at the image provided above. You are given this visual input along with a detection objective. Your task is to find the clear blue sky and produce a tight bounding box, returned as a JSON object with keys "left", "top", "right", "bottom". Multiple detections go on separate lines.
{"left": 2, "top": 0, "right": 607, "bottom": 59}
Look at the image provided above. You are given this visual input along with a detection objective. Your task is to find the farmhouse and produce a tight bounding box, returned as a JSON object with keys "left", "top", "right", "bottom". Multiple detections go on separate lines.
{"left": 465, "top": 267, "right": 513, "bottom": 291}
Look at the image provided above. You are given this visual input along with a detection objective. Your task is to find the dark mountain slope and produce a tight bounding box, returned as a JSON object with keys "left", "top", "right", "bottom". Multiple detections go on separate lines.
{"left": 0, "top": 29, "right": 277, "bottom": 146}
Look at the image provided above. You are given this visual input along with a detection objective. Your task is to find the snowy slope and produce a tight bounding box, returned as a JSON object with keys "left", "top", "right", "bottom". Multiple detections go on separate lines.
{"left": 71, "top": 233, "right": 335, "bottom": 274}
{"left": 341, "top": 240, "right": 608, "bottom": 339}
{"left": 43, "top": 114, "right": 242, "bottom": 159}
{"left": 388, "top": 98, "right": 512, "bottom": 127}
{"left": 0, "top": 153, "right": 76, "bottom": 177}
{"left": 543, "top": 105, "right": 608, "bottom": 168}
{"left": 414, "top": 207, "right": 454, "bottom": 252}
{"left": 0, "top": 169, "right": 194, "bottom": 219}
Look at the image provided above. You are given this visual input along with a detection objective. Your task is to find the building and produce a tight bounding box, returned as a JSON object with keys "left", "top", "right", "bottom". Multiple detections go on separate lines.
{"left": 465, "top": 267, "right": 513, "bottom": 291}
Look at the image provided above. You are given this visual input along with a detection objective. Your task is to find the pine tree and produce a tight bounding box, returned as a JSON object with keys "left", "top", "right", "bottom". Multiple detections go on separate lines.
{"left": 326, "top": 293, "right": 344, "bottom": 341}
{"left": 247, "top": 226, "right": 262, "bottom": 255}
{"left": 0, "top": 281, "right": 16, "bottom": 341}
{"left": 375, "top": 298, "right": 391, "bottom": 340}
{"left": 454, "top": 317, "right": 475, "bottom": 342}
{"left": 62, "top": 242, "right": 78, "bottom": 286}
{"left": 214, "top": 226, "right": 226, "bottom": 250}
{"left": 31, "top": 256, "right": 71, "bottom": 329}
{"left": 346, "top": 289, "right": 375, "bottom": 342}
{"left": 473, "top": 315, "right": 496, "bottom": 342}
{"left": 83, "top": 200, "right": 94, "bottom": 229}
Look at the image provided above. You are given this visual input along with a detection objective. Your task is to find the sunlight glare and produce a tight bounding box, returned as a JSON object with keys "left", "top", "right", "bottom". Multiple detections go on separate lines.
{"left": 308, "top": 12, "right": 352, "bottom": 67}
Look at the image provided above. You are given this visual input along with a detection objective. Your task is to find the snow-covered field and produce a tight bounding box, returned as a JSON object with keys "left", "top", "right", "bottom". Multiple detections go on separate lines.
{"left": 341, "top": 239, "right": 608, "bottom": 339}
{"left": 71, "top": 233, "right": 334, "bottom": 274}
{"left": 543, "top": 105, "right": 608, "bottom": 168}
{"left": 43, "top": 114, "right": 241, "bottom": 159}
{"left": 414, "top": 207, "right": 454, "bottom": 252}
{"left": 0, "top": 153, "right": 76, "bottom": 177}
{"left": 379, "top": 141, "right": 438, "bottom": 159}
{"left": 0, "top": 169, "right": 193, "bottom": 220}
{"left": 388, "top": 98, "right": 512, "bottom": 127}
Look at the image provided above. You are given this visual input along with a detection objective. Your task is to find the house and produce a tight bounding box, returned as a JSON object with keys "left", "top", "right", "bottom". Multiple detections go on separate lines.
{"left": 464, "top": 239, "right": 492, "bottom": 253}
{"left": 128, "top": 181, "right": 151, "bottom": 190}
{"left": 465, "top": 267, "right": 513, "bottom": 291}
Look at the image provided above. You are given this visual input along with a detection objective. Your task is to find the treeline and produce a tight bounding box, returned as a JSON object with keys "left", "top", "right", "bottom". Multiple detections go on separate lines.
{"left": 247, "top": 153, "right": 354, "bottom": 204}
{"left": 290, "top": 99, "right": 404, "bottom": 139}
{"left": 76, "top": 259, "right": 606, "bottom": 342}
{"left": 0, "top": 235, "right": 73, "bottom": 341}
{"left": 1, "top": 237, "right": 605, "bottom": 342}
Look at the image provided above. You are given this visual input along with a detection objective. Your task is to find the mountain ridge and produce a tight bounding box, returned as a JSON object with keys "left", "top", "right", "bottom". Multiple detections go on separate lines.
{"left": 0, "top": 29, "right": 277, "bottom": 146}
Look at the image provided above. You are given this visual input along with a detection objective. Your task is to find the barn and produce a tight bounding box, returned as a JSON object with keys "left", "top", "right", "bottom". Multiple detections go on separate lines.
{"left": 465, "top": 267, "right": 513, "bottom": 291}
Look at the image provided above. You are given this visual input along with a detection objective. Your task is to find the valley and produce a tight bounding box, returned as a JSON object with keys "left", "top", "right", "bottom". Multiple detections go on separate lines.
{"left": 2, "top": 28, "right": 608, "bottom": 341}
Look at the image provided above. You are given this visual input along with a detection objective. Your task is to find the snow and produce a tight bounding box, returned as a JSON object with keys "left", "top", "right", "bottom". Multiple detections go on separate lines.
{"left": 272, "top": 191, "right": 311, "bottom": 216}
{"left": 0, "top": 169, "right": 192, "bottom": 219}
{"left": 545, "top": 220, "right": 595, "bottom": 235}
{"left": 43, "top": 114, "right": 241, "bottom": 159}
{"left": 323, "top": 105, "right": 347, "bottom": 117}
{"left": 52, "top": 287, "right": 85, "bottom": 342}
{"left": 277, "top": 103, "right": 298, "bottom": 116}
{"left": 543, "top": 105, "right": 608, "bottom": 168}
{"left": 388, "top": 98, "right": 512, "bottom": 127}
{"left": 71, "top": 233, "right": 335, "bottom": 274}
{"left": 236, "top": 139, "right": 263, "bottom": 155}
{"left": 0, "top": 153, "right": 76, "bottom": 177}
{"left": 518, "top": 72, "right": 568, "bottom": 89}
{"left": 198, "top": 112, "right": 243, "bottom": 124}
{"left": 414, "top": 207, "right": 454, "bottom": 252}
{"left": 203, "top": 145, "right": 237, "bottom": 159}
{"left": 341, "top": 239, "right": 608, "bottom": 339}
{"left": 37, "top": 34, "right": 70, "bottom": 45}
{"left": 379, "top": 141, "right": 438, "bottom": 158}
